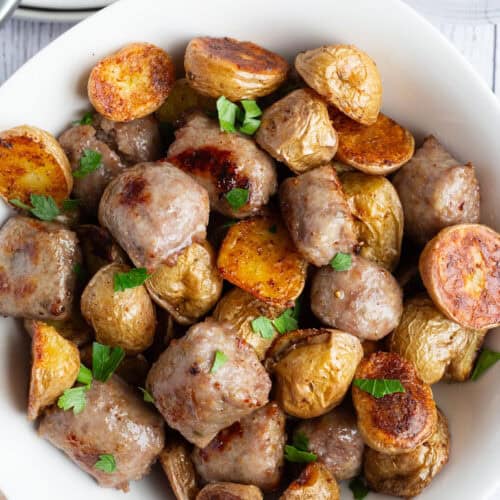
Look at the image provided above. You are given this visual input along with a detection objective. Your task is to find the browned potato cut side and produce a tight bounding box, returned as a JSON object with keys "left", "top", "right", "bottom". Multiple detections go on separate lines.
{"left": 185, "top": 37, "right": 289, "bottom": 101}
{"left": 88, "top": 42, "right": 174, "bottom": 122}
{"left": 419, "top": 224, "right": 500, "bottom": 330}
{"left": 280, "top": 462, "right": 340, "bottom": 500}
{"left": 28, "top": 322, "right": 80, "bottom": 420}
{"left": 352, "top": 352, "right": 437, "bottom": 455}
{"left": 331, "top": 109, "right": 414, "bottom": 175}
{"left": 0, "top": 126, "right": 72, "bottom": 205}
{"left": 217, "top": 216, "right": 307, "bottom": 307}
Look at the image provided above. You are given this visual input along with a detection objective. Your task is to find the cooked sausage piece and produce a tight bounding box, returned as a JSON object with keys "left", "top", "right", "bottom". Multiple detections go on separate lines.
{"left": 167, "top": 112, "right": 277, "bottom": 218}
{"left": 98, "top": 162, "right": 209, "bottom": 271}
{"left": 280, "top": 165, "right": 357, "bottom": 266}
{"left": 0, "top": 216, "right": 80, "bottom": 320}
{"left": 310, "top": 255, "right": 403, "bottom": 340}
{"left": 146, "top": 319, "right": 271, "bottom": 448}
{"left": 192, "top": 402, "right": 286, "bottom": 492}
{"left": 295, "top": 406, "right": 364, "bottom": 481}
{"left": 38, "top": 376, "right": 164, "bottom": 491}
{"left": 392, "top": 135, "right": 480, "bottom": 245}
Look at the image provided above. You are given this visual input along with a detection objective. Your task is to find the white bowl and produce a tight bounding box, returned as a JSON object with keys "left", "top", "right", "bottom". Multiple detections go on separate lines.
{"left": 0, "top": 0, "right": 499, "bottom": 499}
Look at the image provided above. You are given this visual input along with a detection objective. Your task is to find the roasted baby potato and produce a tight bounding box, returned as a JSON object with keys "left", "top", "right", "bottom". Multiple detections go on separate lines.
{"left": 389, "top": 295, "right": 486, "bottom": 384}
{"left": 197, "top": 483, "right": 263, "bottom": 500}
{"left": 295, "top": 45, "right": 382, "bottom": 125}
{"left": 212, "top": 287, "right": 286, "bottom": 359}
{"left": 340, "top": 171, "right": 404, "bottom": 271}
{"left": 159, "top": 437, "right": 199, "bottom": 500}
{"left": 255, "top": 88, "right": 338, "bottom": 174}
{"left": 331, "top": 109, "right": 414, "bottom": 175}
{"left": 146, "top": 241, "right": 222, "bottom": 325}
{"left": 419, "top": 224, "right": 500, "bottom": 330}
{"left": 81, "top": 262, "right": 156, "bottom": 354}
{"left": 88, "top": 42, "right": 174, "bottom": 122}
{"left": 28, "top": 321, "right": 80, "bottom": 420}
{"left": 280, "top": 462, "right": 340, "bottom": 500}
{"left": 184, "top": 37, "right": 289, "bottom": 101}
{"left": 0, "top": 125, "right": 72, "bottom": 205}
{"left": 267, "top": 329, "right": 363, "bottom": 418}
{"left": 364, "top": 409, "right": 449, "bottom": 497}
{"left": 353, "top": 352, "right": 437, "bottom": 454}
{"left": 217, "top": 216, "right": 308, "bottom": 307}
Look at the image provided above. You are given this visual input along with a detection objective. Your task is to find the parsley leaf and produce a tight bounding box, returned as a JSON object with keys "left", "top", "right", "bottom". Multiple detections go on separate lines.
{"left": 353, "top": 378, "right": 405, "bottom": 398}
{"left": 62, "top": 199, "right": 80, "bottom": 211}
{"left": 10, "top": 194, "right": 60, "bottom": 221}
{"left": 292, "top": 432, "right": 309, "bottom": 451}
{"left": 330, "top": 252, "right": 352, "bottom": 271}
{"left": 216, "top": 96, "right": 239, "bottom": 132}
{"left": 113, "top": 268, "right": 150, "bottom": 292}
{"left": 57, "top": 386, "right": 88, "bottom": 415}
{"left": 225, "top": 188, "right": 249, "bottom": 211}
{"left": 349, "top": 476, "right": 370, "bottom": 499}
{"left": 73, "top": 149, "right": 102, "bottom": 178}
{"left": 251, "top": 316, "right": 276, "bottom": 339}
{"left": 94, "top": 454, "right": 116, "bottom": 473}
{"left": 77, "top": 364, "right": 93, "bottom": 387}
{"left": 139, "top": 387, "right": 155, "bottom": 403}
{"left": 216, "top": 96, "right": 262, "bottom": 135}
{"left": 211, "top": 350, "right": 228, "bottom": 373}
{"left": 92, "top": 342, "right": 125, "bottom": 382}
{"left": 273, "top": 308, "right": 298, "bottom": 334}
{"left": 73, "top": 111, "right": 94, "bottom": 126}
{"left": 9, "top": 198, "right": 32, "bottom": 210}
{"left": 471, "top": 348, "right": 500, "bottom": 380}
{"left": 239, "top": 118, "right": 261, "bottom": 135}
{"left": 241, "top": 100, "right": 262, "bottom": 119}
{"left": 221, "top": 219, "right": 238, "bottom": 229}
{"left": 284, "top": 445, "right": 317, "bottom": 463}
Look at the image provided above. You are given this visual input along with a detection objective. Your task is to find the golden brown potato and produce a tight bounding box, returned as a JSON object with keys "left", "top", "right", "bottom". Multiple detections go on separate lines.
{"left": 364, "top": 409, "right": 449, "bottom": 497}
{"left": 340, "top": 171, "right": 403, "bottom": 271}
{"left": 0, "top": 125, "right": 72, "bottom": 205}
{"left": 184, "top": 37, "right": 289, "bottom": 101}
{"left": 212, "top": 287, "right": 286, "bottom": 360}
{"left": 389, "top": 295, "right": 486, "bottom": 384}
{"left": 28, "top": 322, "right": 80, "bottom": 420}
{"left": 419, "top": 224, "right": 500, "bottom": 330}
{"left": 146, "top": 241, "right": 222, "bottom": 325}
{"left": 81, "top": 263, "right": 156, "bottom": 354}
{"left": 88, "top": 42, "right": 174, "bottom": 122}
{"left": 267, "top": 329, "right": 363, "bottom": 418}
{"left": 159, "top": 437, "right": 199, "bottom": 500}
{"left": 217, "top": 216, "right": 307, "bottom": 307}
{"left": 255, "top": 89, "right": 337, "bottom": 174}
{"left": 331, "top": 109, "right": 414, "bottom": 175}
{"left": 295, "top": 45, "right": 382, "bottom": 125}
{"left": 280, "top": 462, "right": 340, "bottom": 500}
{"left": 352, "top": 352, "right": 437, "bottom": 455}
{"left": 197, "top": 483, "right": 263, "bottom": 500}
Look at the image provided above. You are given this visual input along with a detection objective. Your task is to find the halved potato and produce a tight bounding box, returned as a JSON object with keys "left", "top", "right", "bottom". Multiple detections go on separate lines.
{"left": 419, "top": 224, "right": 500, "bottom": 330}
{"left": 28, "top": 322, "right": 80, "bottom": 420}
{"left": 184, "top": 37, "right": 289, "bottom": 101}
{"left": 197, "top": 483, "right": 263, "bottom": 500}
{"left": 331, "top": 109, "right": 414, "bottom": 175}
{"left": 217, "top": 216, "right": 307, "bottom": 307}
{"left": 280, "top": 462, "right": 340, "bottom": 500}
{"left": 88, "top": 42, "right": 174, "bottom": 122}
{"left": 0, "top": 125, "right": 72, "bottom": 205}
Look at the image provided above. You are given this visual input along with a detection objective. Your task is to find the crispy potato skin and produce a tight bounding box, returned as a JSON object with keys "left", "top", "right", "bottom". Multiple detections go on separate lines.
{"left": 295, "top": 45, "right": 382, "bottom": 125}
{"left": 197, "top": 483, "right": 263, "bottom": 500}
{"left": 255, "top": 89, "right": 338, "bottom": 173}
{"left": 88, "top": 42, "right": 174, "bottom": 122}
{"left": 364, "top": 409, "right": 449, "bottom": 497}
{"left": 389, "top": 295, "right": 486, "bottom": 384}
{"left": 81, "top": 262, "right": 156, "bottom": 354}
{"left": 341, "top": 171, "right": 403, "bottom": 271}
{"left": 0, "top": 126, "right": 72, "bottom": 204}
{"left": 419, "top": 224, "right": 500, "bottom": 330}
{"left": 331, "top": 109, "right": 414, "bottom": 175}
{"left": 353, "top": 352, "right": 437, "bottom": 454}
{"left": 217, "top": 216, "right": 307, "bottom": 307}
{"left": 280, "top": 462, "right": 340, "bottom": 500}
{"left": 185, "top": 37, "right": 289, "bottom": 101}
{"left": 28, "top": 322, "right": 80, "bottom": 420}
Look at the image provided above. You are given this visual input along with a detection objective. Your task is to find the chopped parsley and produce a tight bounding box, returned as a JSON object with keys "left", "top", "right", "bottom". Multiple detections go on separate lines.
{"left": 139, "top": 387, "right": 155, "bottom": 403}
{"left": 57, "top": 386, "right": 89, "bottom": 415}
{"left": 10, "top": 194, "right": 60, "bottom": 221}
{"left": 92, "top": 342, "right": 125, "bottom": 382}
{"left": 73, "top": 149, "right": 102, "bottom": 178}
{"left": 113, "top": 268, "right": 150, "bottom": 292}
{"left": 353, "top": 378, "right": 405, "bottom": 398}
{"left": 225, "top": 188, "right": 249, "bottom": 211}
{"left": 216, "top": 96, "right": 262, "bottom": 135}
{"left": 329, "top": 252, "right": 352, "bottom": 271}
{"left": 471, "top": 348, "right": 500, "bottom": 381}
{"left": 94, "top": 454, "right": 116, "bottom": 473}
{"left": 211, "top": 350, "right": 228, "bottom": 373}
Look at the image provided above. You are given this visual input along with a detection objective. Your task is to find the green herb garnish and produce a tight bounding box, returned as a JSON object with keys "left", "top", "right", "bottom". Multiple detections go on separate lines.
{"left": 113, "top": 268, "right": 150, "bottom": 292}
{"left": 10, "top": 194, "right": 60, "bottom": 221}
{"left": 216, "top": 96, "right": 239, "bottom": 133}
{"left": 353, "top": 378, "right": 405, "bottom": 398}
{"left": 57, "top": 386, "right": 89, "bottom": 415}
{"left": 211, "top": 350, "right": 228, "bottom": 373}
{"left": 77, "top": 364, "right": 93, "bottom": 387}
{"left": 251, "top": 316, "right": 276, "bottom": 340}
{"left": 94, "top": 454, "right": 116, "bottom": 473}
{"left": 225, "top": 188, "right": 249, "bottom": 211}
{"left": 471, "top": 348, "right": 500, "bottom": 381}
{"left": 216, "top": 96, "right": 262, "bottom": 135}
{"left": 139, "top": 387, "right": 155, "bottom": 403}
{"left": 92, "top": 342, "right": 125, "bottom": 382}
{"left": 273, "top": 308, "right": 298, "bottom": 334}
{"left": 349, "top": 476, "right": 370, "bottom": 499}
{"left": 284, "top": 431, "right": 317, "bottom": 463}
{"left": 329, "top": 252, "right": 352, "bottom": 271}
{"left": 73, "top": 111, "right": 94, "bottom": 126}
{"left": 73, "top": 149, "right": 102, "bottom": 178}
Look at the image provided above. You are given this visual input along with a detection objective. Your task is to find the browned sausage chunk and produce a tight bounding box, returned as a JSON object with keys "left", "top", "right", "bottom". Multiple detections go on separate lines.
{"left": 0, "top": 216, "right": 80, "bottom": 320}
{"left": 146, "top": 319, "right": 271, "bottom": 448}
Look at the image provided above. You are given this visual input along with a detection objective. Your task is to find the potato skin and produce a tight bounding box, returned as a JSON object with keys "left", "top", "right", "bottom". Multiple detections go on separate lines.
{"left": 81, "top": 262, "right": 156, "bottom": 354}
{"left": 280, "top": 462, "right": 340, "bottom": 500}
{"left": 197, "top": 483, "right": 263, "bottom": 500}
{"left": 88, "top": 42, "right": 174, "bottom": 122}
{"left": 255, "top": 89, "right": 337, "bottom": 173}
{"left": 419, "top": 224, "right": 500, "bottom": 330}
{"left": 364, "top": 409, "right": 449, "bottom": 497}
{"left": 185, "top": 37, "right": 288, "bottom": 101}
{"left": 295, "top": 45, "right": 382, "bottom": 125}
{"left": 340, "top": 171, "right": 403, "bottom": 271}
{"left": 353, "top": 352, "right": 437, "bottom": 455}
